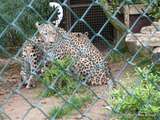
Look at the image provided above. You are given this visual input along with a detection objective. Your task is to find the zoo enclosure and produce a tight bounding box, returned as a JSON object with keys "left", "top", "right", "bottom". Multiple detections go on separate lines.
{"left": 0, "top": 0, "right": 160, "bottom": 119}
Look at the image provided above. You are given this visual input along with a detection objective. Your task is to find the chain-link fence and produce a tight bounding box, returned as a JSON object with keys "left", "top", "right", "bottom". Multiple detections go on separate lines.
{"left": 0, "top": 0, "right": 160, "bottom": 119}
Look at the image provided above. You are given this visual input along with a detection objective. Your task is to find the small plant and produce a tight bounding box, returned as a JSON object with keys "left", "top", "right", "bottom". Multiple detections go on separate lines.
{"left": 40, "top": 57, "right": 93, "bottom": 119}
{"left": 40, "top": 57, "right": 84, "bottom": 97}
{"left": 110, "top": 66, "right": 160, "bottom": 120}
{"left": 49, "top": 95, "right": 92, "bottom": 119}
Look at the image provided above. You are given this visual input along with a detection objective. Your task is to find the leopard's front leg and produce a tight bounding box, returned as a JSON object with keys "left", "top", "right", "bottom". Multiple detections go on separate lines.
{"left": 25, "top": 74, "right": 36, "bottom": 88}
{"left": 20, "top": 61, "right": 36, "bottom": 88}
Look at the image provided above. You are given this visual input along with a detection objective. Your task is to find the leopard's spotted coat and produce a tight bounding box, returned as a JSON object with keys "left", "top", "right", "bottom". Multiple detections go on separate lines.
{"left": 21, "top": 23, "right": 112, "bottom": 88}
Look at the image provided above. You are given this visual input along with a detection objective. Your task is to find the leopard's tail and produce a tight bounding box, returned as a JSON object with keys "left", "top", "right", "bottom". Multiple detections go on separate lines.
{"left": 49, "top": 2, "right": 63, "bottom": 27}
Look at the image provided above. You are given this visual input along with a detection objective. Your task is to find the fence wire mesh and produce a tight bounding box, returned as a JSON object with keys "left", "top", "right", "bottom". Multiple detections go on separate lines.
{"left": 0, "top": 0, "right": 160, "bottom": 120}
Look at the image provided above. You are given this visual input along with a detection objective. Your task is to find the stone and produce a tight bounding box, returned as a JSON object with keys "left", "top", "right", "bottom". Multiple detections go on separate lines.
{"left": 152, "top": 47, "right": 160, "bottom": 64}
{"left": 126, "top": 20, "right": 160, "bottom": 58}
{"left": 125, "top": 33, "right": 152, "bottom": 56}
{"left": 140, "top": 26, "right": 157, "bottom": 34}
{"left": 140, "top": 22, "right": 160, "bottom": 34}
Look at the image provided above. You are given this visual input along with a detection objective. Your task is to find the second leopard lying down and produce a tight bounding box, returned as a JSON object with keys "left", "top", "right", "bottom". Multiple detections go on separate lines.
{"left": 21, "top": 22, "right": 112, "bottom": 88}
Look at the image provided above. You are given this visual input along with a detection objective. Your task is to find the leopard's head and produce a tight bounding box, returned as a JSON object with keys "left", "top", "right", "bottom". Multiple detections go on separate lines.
{"left": 35, "top": 22, "right": 59, "bottom": 45}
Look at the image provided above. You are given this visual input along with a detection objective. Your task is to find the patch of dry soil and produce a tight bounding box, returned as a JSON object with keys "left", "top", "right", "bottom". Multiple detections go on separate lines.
{"left": 0, "top": 58, "right": 125, "bottom": 120}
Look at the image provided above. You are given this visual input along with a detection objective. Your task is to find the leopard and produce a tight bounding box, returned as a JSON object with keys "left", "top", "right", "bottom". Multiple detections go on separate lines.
{"left": 20, "top": 2, "right": 113, "bottom": 88}
{"left": 21, "top": 22, "right": 112, "bottom": 88}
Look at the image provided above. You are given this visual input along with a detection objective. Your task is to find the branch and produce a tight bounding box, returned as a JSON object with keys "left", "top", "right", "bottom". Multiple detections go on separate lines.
{"left": 99, "top": 0, "right": 127, "bottom": 32}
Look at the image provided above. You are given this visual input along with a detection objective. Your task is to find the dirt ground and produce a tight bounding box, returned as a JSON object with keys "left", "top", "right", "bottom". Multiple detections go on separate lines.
{"left": 0, "top": 58, "right": 131, "bottom": 120}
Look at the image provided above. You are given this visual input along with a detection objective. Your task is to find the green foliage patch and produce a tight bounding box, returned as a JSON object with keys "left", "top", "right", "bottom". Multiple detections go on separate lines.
{"left": 40, "top": 57, "right": 83, "bottom": 96}
{"left": 0, "top": 0, "right": 57, "bottom": 57}
{"left": 101, "top": 0, "right": 160, "bottom": 20}
{"left": 111, "top": 66, "right": 160, "bottom": 120}
{"left": 49, "top": 95, "right": 92, "bottom": 119}
{"left": 40, "top": 57, "right": 93, "bottom": 119}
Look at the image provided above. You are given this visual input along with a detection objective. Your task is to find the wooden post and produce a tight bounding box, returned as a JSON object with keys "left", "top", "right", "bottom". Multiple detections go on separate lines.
{"left": 124, "top": 5, "right": 130, "bottom": 28}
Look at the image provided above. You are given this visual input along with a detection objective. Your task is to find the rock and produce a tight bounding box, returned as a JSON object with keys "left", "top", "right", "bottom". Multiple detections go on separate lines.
{"left": 128, "top": 31, "right": 160, "bottom": 47}
{"left": 125, "top": 33, "right": 141, "bottom": 54}
{"left": 153, "top": 21, "right": 160, "bottom": 27}
{"left": 126, "top": 20, "right": 160, "bottom": 59}
{"left": 152, "top": 47, "right": 160, "bottom": 64}
{"left": 140, "top": 26, "right": 157, "bottom": 34}
{"left": 125, "top": 33, "right": 152, "bottom": 56}
{"left": 140, "top": 22, "right": 160, "bottom": 34}
{"left": 147, "top": 31, "right": 160, "bottom": 46}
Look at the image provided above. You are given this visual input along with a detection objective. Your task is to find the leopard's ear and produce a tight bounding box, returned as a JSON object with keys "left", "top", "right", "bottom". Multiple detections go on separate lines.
{"left": 84, "top": 32, "right": 88, "bottom": 36}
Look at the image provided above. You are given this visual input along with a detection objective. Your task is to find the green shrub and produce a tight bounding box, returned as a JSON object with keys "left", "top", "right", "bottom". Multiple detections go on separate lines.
{"left": 40, "top": 57, "right": 84, "bottom": 97}
{"left": 40, "top": 57, "right": 93, "bottom": 119}
{"left": 101, "top": 0, "right": 160, "bottom": 20}
{"left": 49, "top": 95, "right": 92, "bottom": 119}
{"left": 0, "top": 0, "right": 58, "bottom": 57}
{"left": 111, "top": 66, "right": 160, "bottom": 120}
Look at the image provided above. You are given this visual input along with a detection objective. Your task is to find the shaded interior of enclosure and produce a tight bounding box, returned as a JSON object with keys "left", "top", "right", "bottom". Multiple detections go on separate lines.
{"left": 129, "top": 15, "right": 152, "bottom": 33}
{"left": 60, "top": 1, "right": 153, "bottom": 52}
{"left": 60, "top": 2, "right": 115, "bottom": 52}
